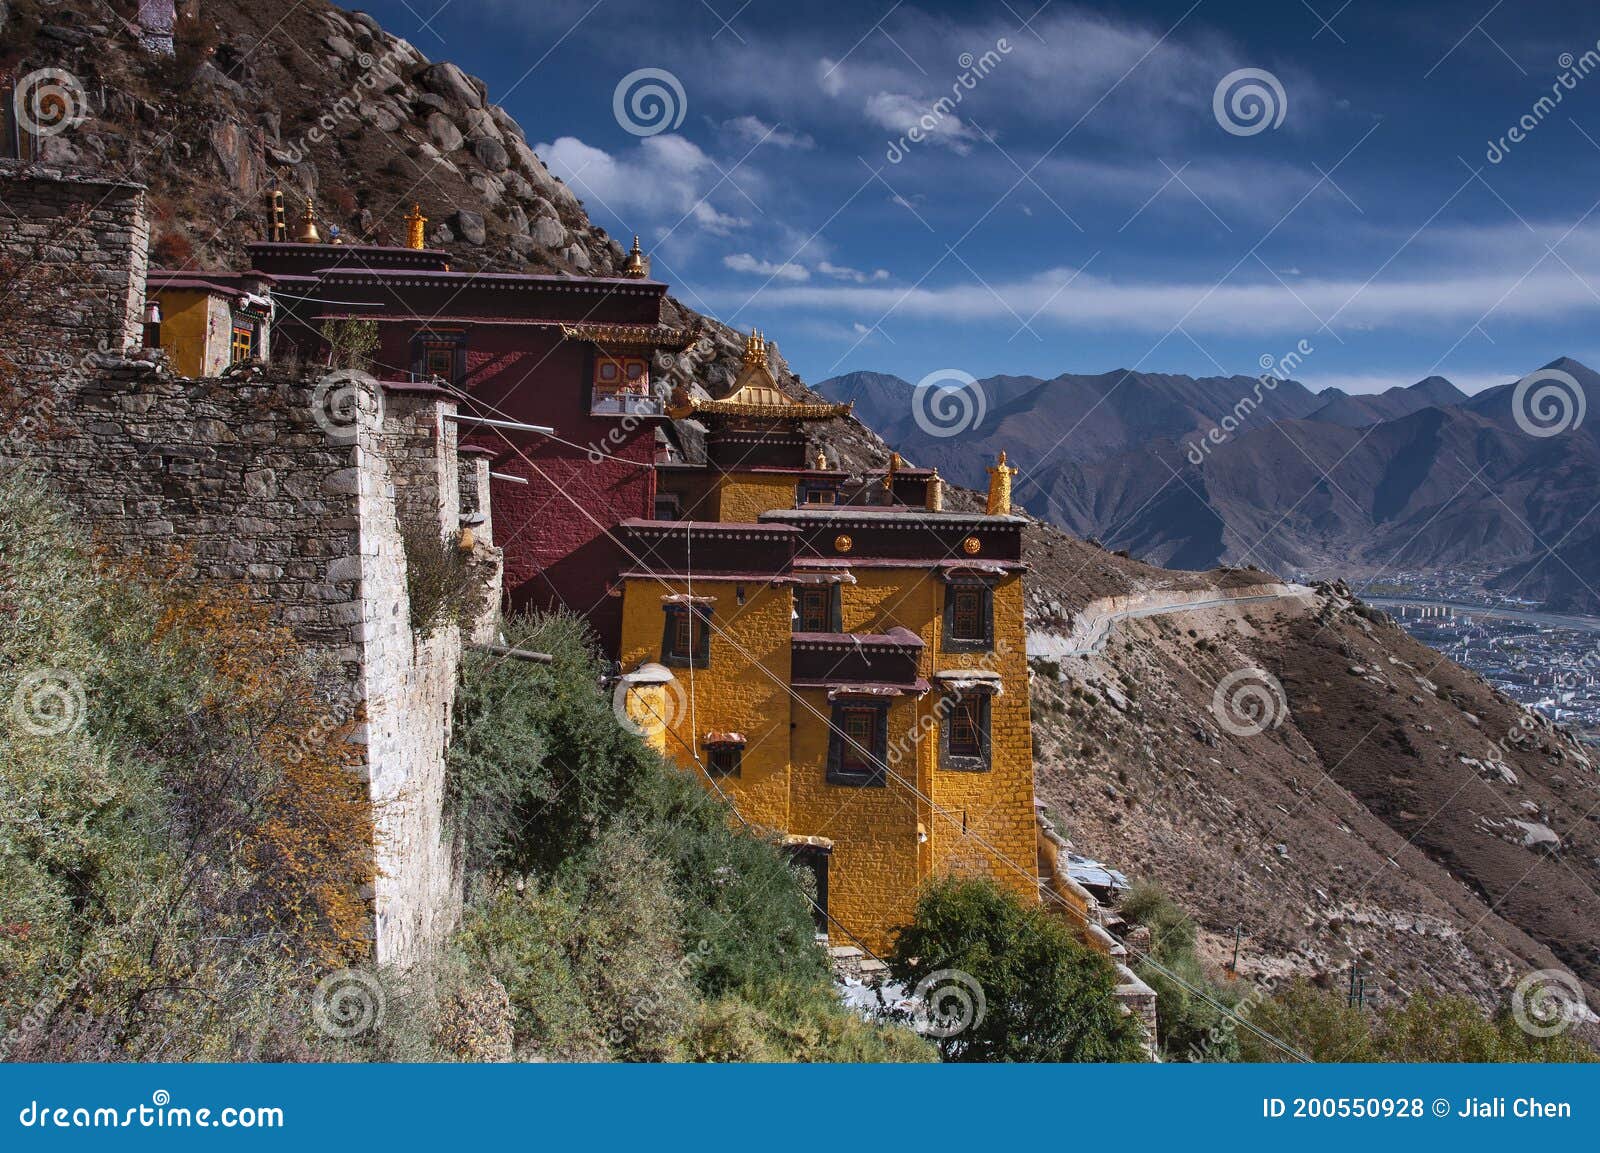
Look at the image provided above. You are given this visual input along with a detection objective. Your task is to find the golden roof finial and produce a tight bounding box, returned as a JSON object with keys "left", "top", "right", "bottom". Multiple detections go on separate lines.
{"left": 742, "top": 329, "right": 768, "bottom": 370}
{"left": 621, "top": 234, "right": 650, "bottom": 278}
{"left": 267, "top": 189, "right": 287, "bottom": 242}
{"left": 986, "top": 450, "right": 1019, "bottom": 516}
{"left": 814, "top": 447, "right": 828, "bottom": 470}
{"left": 294, "top": 198, "right": 322, "bottom": 244}
{"left": 404, "top": 203, "right": 428, "bottom": 250}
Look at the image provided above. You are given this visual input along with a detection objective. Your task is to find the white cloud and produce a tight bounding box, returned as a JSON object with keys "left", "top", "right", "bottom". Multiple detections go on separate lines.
{"left": 818, "top": 261, "right": 889, "bottom": 283}
{"left": 709, "top": 230, "right": 1600, "bottom": 338}
{"left": 722, "top": 114, "right": 814, "bottom": 150}
{"left": 534, "top": 134, "right": 748, "bottom": 234}
{"left": 863, "top": 91, "right": 979, "bottom": 153}
{"left": 723, "top": 252, "right": 810, "bottom": 281}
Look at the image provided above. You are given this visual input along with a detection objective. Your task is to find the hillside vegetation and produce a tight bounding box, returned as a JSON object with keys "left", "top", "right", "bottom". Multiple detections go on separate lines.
{"left": 0, "top": 467, "right": 930, "bottom": 1061}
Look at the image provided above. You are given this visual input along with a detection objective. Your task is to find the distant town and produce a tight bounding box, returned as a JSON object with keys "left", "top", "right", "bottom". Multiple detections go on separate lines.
{"left": 1307, "top": 569, "right": 1600, "bottom": 743}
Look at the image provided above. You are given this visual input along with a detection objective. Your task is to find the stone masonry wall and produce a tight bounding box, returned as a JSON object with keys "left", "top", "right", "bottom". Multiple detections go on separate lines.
{"left": 0, "top": 164, "right": 149, "bottom": 381}
{"left": 0, "top": 168, "right": 501, "bottom": 970}
{"left": 0, "top": 359, "right": 495, "bottom": 968}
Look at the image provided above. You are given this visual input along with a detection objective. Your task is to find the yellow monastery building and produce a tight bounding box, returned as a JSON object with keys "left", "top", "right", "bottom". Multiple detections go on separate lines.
{"left": 616, "top": 334, "right": 1039, "bottom": 954}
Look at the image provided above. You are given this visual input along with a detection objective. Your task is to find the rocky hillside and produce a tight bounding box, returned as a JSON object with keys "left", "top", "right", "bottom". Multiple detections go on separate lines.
{"left": 0, "top": 0, "right": 874, "bottom": 462}
{"left": 1023, "top": 554, "right": 1600, "bottom": 1013}
{"left": 10, "top": 0, "right": 1597, "bottom": 1023}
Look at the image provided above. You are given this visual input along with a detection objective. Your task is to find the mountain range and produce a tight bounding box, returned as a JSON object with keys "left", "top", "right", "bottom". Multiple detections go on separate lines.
{"left": 818, "top": 361, "right": 1600, "bottom": 612}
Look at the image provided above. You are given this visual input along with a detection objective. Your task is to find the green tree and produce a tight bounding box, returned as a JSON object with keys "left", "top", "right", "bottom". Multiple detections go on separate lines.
{"left": 1119, "top": 883, "right": 1241, "bottom": 1061}
{"left": 888, "top": 877, "right": 1144, "bottom": 1062}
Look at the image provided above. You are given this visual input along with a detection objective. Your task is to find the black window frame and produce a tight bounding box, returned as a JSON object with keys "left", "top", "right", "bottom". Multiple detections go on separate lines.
{"left": 794, "top": 584, "right": 842, "bottom": 634}
{"left": 705, "top": 742, "right": 742, "bottom": 778}
{"left": 939, "top": 690, "right": 992, "bottom": 772}
{"left": 653, "top": 493, "right": 682, "bottom": 521}
{"left": 410, "top": 328, "right": 467, "bottom": 386}
{"left": 943, "top": 580, "right": 995, "bottom": 652}
{"left": 662, "top": 603, "right": 712, "bottom": 668}
{"left": 826, "top": 698, "right": 889, "bottom": 787}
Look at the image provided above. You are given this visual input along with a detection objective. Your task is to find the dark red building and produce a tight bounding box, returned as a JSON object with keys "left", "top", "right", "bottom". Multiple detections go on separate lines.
{"left": 247, "top": 236, "right": 696, "bottom": 650}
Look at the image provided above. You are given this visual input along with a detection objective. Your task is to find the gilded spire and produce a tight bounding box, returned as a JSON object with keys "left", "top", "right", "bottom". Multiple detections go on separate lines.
{"left": 267, "top": 189, "right": 287, "bottom": 242}
{"left": 294, "top": 198, "right": 322, "bottom": 244}
{"left": 986, "top": 450, "right": 1018, "bottom": 516}
{"left": 621, "top": 234, "right": 650, "bottom": 278}
{"left": 404, "top": 204, "right": 428, "bottom": 250}
{"left": 742, "top": 330, "right": 768, "bottom": 370}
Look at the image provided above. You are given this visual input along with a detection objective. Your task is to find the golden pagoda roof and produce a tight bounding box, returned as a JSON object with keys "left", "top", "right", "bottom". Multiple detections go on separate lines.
{"left": 668, "top": 330, "right": 853, "bottom": 421}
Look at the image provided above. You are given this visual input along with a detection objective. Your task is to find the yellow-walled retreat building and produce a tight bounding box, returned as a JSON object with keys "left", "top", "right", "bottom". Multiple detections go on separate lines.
{"left": 614, "top": 333, "right": 1039, "bottom": 955}
{"left": 146, "top": 269, "right": 273, "bottom": 377}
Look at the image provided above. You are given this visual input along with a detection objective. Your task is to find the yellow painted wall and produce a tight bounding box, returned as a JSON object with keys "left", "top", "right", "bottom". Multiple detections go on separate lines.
{"left": 715, "top": 472, "right": 799, "bottom": 523}
{"left": 614, "top": 524, "right": 1040, "bottom": 956}
{"left": 618, "top": 577, "right": 793, "bottom": 833}
{"left": 156, "top": 290, "right": 231, "bottom": 378}
{"left": 788, "top": 687, "right": 923, "bottom": 954}
{"left": 926, "top": 575, "right": 1039, "bottom": 904}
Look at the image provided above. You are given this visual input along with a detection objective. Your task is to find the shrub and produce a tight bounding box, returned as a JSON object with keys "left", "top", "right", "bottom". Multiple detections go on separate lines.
{"left": 888, "top": 876, "right": 1143, "bottom": 1062}
{"left": 402, "top": 523, "right": 492, "bottom": 639}
{"left": 0, "top": 466, "right": 358, "bottom": 1059}
{"left": 321, "top": 318, "right": 379, "bottom": 372}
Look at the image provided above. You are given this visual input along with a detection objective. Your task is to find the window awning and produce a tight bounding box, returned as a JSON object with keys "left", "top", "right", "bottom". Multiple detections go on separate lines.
{"left": 935, "top": 668, "right": 1004, "bottom": 695}
{"left": 702, "top": 731, "right": 746, "bottom": 747}
{"left": 824, "top": 680, "right": 929, "bottom": 700}
{"left": 660, "top": 593, "right": 717, "bottom": 606}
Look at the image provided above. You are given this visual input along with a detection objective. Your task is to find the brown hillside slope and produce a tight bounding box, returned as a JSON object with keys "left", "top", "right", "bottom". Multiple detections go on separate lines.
{"left": 1028, "top": 563, "right": 1599, "bottom": 1010}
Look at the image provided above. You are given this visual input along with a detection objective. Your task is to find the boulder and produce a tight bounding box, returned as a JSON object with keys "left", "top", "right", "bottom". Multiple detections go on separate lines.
{"left": 466, "top": 172, "right": 502, "bottom": 205}
{"left": 505, "top": 203, "right": 529, "bottom": 235}
{"left": 500, "top": 170, "right": 534, "bottom": 199}
{"left": 420, "top": 62, "right": 484, "bottom": 110}
{"left": 455, "top": 210, "right": 486, "bottom": 246}
{"left": 562, "top": 243, "right": 591, "bottom": 271}
{"left": 530, "top": 214, "right": 565, "bottom": 248}
{"left": 39, "top": 24, "right": 92, "bottom": 47}
{"left": 359, "top": 100, "right": 403, "bottom": 133}
{"left": 462, "top": 107, "right": 503, "bottom": 142}
{"left": 324, "top": 34, "right": 355, "bottom": 60}
{"left": 472, "top": 135, "right": 509, "bottom": 172}
{"left": 488, "top": 105, "right": 525, "bottom": 141}
{"left": 425, "top": 112, "right": 463, "bottom": 152}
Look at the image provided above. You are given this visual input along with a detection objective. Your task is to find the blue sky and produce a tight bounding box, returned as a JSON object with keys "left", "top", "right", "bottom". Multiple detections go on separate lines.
{"left": 361, "top": 0, "right": 1600, "bottom": 395}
